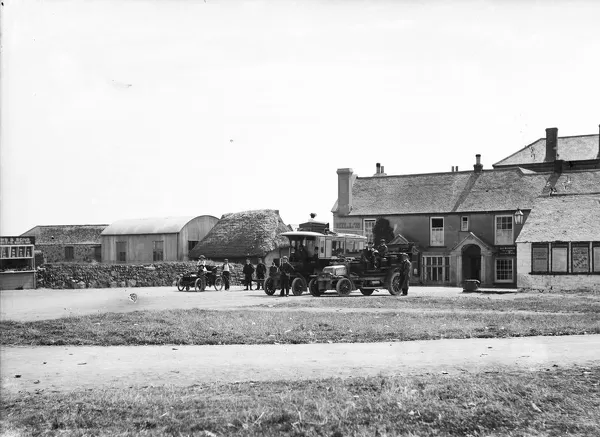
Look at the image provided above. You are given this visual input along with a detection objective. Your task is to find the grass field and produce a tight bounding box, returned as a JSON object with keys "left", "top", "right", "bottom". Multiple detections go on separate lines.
{"left": 2, "top": 366, "right": 599, "bottom": 436}
{"left": 2, "top": 294, "right": 599, "bottom": 346}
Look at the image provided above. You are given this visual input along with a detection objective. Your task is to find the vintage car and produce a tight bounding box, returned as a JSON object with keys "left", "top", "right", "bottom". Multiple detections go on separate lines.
{"left": 308, "top": 253, "right": 406, "bottom": 296}
{"left": 263, "top": 217, "right": 367, "bottom": 296}
{"left": 176, "top": 266, "right": 223, "bottom": 292}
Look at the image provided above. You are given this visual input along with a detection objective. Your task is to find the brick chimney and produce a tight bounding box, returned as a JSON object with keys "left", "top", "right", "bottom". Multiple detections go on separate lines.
{"left": 473, "top": 154, "right": 483, "bottom": 173}
{"left": 545, "top": 127, "right": 558, "bottom": 161}
{"left": 337, "top": 168, "right": 353, "bottom": 215}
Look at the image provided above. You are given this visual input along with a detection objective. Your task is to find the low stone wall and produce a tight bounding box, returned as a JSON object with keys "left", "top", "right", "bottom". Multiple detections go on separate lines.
{"left": 35, "top": 262, "right": 246, "bottom": 289}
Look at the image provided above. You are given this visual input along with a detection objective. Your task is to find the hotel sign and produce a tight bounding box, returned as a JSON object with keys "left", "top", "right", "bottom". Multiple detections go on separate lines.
{"left": 497, "top": 246, "right": 516, "bottom": 257}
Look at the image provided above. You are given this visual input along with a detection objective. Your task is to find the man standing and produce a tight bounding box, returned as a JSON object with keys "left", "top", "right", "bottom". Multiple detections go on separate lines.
{"left": 243, "top": 258, "right": 255, "bottom": 290}
{"left": 400, "top": 253, "right": 411, "bottom": 296}
{"left": 279, "top": 255, "right": 295, "bottom": 297}
{"left": 255, "top": 258, "right": 267, "bottom": 290}
{"left": 221, "top": 259, "right": 231, "bottom": 291}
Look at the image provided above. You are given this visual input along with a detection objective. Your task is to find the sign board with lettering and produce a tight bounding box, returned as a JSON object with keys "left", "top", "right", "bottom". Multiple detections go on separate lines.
{"left": 497, "top": 246, "right": 516, "bottom": 257}
{"left": 0, "top": 236, "right": 35, "bottom": 246}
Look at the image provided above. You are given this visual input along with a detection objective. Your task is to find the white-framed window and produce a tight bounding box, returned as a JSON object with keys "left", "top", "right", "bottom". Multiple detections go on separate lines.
{"left": 364, "top": 219, "right": 376, "bottom": 243}
{"left": 551, "top": 243, "right": 568, "bottom": 272}
{"left": 430, "top": 217, "right": 444, "bottom": 246}
{"left": 495, "top": 258, "right": 514, "bottom": 282}
{"left": 424, "top": 256, "right": 450, "bottom": 282}
{"left": 495, "top": 215, "right": 513, "bottom": 245}
{"left": 461, "top": 216, "right": 469, "bottom": 231}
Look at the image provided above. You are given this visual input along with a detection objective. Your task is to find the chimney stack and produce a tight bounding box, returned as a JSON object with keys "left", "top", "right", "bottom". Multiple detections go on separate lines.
{"left": 451, "top": 166, "right": 455, "bottom": 172}
{"left": 473, "top": 154, "right": 483, "bottom": 173}
{"left": 376, "top": 163, "right": 381, "bottom": 174}
{"left": 337, "top": 168, "right": 353, "bottom": 215}
{"left": 545, "top": 127, "right": 558, "bottom": 162}
{"left": 380, "top": 165, "right": 385, "bottom": 175}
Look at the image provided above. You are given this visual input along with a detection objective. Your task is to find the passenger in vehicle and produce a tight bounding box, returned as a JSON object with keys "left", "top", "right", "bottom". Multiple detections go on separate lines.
{"left": 297, "top": 243, "right": 308, "bottom": 261}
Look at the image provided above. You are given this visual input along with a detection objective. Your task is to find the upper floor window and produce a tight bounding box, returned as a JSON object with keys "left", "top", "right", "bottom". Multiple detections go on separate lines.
{"left": 495, "top": 215, "right": 513, "bottom": 245}
{"left": 461, "top": 216, "right": 469, "bottom": 232}
{"left": 364, "top": 219, "right": 376, "bottom": 243}
{"left": 153, "top": 241, "right": 164, "bottom": 262}
{"left": 430, "top": 217, "right": 444, "bottom": 246}
{"left": 65, "top": 246, "right": 74, "bottom": 260}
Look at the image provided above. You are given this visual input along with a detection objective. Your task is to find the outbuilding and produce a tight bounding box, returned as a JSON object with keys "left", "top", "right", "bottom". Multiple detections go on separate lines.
{"left": 101, "top": 215, "right": 218, "bottom": 263}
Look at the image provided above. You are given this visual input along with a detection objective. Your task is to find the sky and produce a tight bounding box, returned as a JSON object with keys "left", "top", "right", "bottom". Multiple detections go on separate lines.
{"left": 1, "top": 0, "right": 599, "bottom": 236}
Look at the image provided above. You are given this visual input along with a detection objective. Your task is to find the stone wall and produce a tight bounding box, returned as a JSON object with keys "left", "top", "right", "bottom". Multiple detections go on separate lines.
{"left": 36, "top": 244, "right": 101, "bottom": 264}
{"left": 35, "top": 262, "right": 246, "bottom": 289}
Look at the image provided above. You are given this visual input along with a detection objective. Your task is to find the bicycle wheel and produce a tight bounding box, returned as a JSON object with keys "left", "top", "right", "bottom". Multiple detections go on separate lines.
{"left": 214, "top": 276, "right": 224, "bottom": 291}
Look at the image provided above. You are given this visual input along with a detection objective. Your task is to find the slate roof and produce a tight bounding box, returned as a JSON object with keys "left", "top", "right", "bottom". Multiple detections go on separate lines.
{"left": 339, "top": 168, "right": 551, "bottom": 216}
{"left": 516, "top": 195, "right": 600, "bottom": 242}
{"left": 189, "top": 209, "right": 290, "bottom": 259}
{"left": 494, "top": 134, "right": 599, "bottom": 167}
{"left": 21, "top": 225, "right": 108, "bottom": 245}
{"left": 101, "top": 216, "right": 208, "bottom": 236}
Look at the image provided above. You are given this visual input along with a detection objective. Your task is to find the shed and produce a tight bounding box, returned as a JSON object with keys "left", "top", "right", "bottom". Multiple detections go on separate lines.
{"left": 21, "top": 224, "right": 108, "bottom": 263}
{"left": 189, "top": 209, "right": 291, "bottom": 265}
{"left": 101, "top": 215, "right": 218, "bottom": 263}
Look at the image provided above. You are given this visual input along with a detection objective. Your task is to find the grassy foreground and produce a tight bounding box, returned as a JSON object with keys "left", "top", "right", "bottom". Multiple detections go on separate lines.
{"left": 2, "top": 294, "right": 599, "bottom": 346}
{"left": 2, "top": 367, "right": 599, "bottom": 437}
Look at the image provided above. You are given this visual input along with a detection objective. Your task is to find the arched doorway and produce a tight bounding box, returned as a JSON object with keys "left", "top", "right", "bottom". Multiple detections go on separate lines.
{"left": 462, "top": 244, "right": 481, "bottom": 281}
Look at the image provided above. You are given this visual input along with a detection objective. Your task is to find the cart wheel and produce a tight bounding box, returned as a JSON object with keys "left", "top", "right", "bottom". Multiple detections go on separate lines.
{"left": 214, "top": 276, "right": 224, "bottom": 291}
{"left": 336, "top": 278, "right": 353, "bottom": 296}
{"left": 308, "top": 278, "right": 322, "bottom": 296}
{"left": 360, "top": 288, "right": 374, "bottom": 296}
{"left": 291, "top": 277, "right": 306, "bottom": 296}
{"left": 176, "top": 278, "right": 185, "bottom": 291}
{"left": 264, "top": 277, "right": 276, "bottom": 295}
{"left": 194, "top": 276, "right": 206, "bottom": 292}
{"left": 386, "top": 270, "right": 402, "bottom": 296}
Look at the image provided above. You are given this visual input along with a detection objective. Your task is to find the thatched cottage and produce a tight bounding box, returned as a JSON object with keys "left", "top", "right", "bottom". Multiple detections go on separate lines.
{"left": 189, "top": 209, "right": 291, "bottom": 264}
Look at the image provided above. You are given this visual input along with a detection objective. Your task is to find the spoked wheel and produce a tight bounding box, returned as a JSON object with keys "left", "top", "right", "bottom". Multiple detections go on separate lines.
{"left": 360, "top": 288, "right": 374, "bottom": 296}
{"left": 214, "top": 276, "right": 224, "bottom": 291}
{"left": 176, "top": 278, "right": 186, "bottom": 291}
{"left": 336, "top": 278, "right": 353, "bottom": 296}
{"left": 264, "top": 277, "right": 276, "bottom": 296}
{"left": 386, "top": 271, "right": 402, "bottom": 296}
{"left": 194, "top": 276, "right": 206, "bottom": 292}
{"left": 291, "top": 277, "right": 306, "bottom": 296}
{"left": 308, "top": 278, "right": 322, "bottom": 296}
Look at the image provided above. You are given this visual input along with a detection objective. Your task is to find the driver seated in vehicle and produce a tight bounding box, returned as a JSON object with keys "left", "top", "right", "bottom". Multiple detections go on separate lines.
{"left": 376, "top": 238, "right": 389, "bottom": 267}
{"left": 197, "top": 255, "right": 208, "bottom": 276}
{"left": 361, "top": 242, "right": 378, "bottom": 268}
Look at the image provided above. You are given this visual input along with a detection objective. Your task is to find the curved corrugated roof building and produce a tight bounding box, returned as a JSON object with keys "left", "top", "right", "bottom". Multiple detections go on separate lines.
{"left": 101, "top": 216, "right": 202, "bottom": 235}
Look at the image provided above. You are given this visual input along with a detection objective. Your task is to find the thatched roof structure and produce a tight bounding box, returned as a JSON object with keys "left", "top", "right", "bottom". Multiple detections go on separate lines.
{"left": 189, "top": 209, "right": 291, "bottom": 260}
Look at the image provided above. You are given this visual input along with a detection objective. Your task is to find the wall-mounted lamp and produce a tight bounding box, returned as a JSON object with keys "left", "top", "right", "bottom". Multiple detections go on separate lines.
{"left": 514, "top": 209, "right": 524, "bottom": 225}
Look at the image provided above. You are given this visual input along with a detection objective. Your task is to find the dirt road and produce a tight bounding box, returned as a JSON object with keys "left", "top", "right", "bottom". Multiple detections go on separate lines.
{"left": 3, "top": 335, "right": 599, "bottom": 394}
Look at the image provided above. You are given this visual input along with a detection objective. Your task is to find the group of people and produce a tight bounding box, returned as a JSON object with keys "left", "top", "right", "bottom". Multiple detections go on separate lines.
{"left": 361, "top": 239, "right": 411, "bottom": 295}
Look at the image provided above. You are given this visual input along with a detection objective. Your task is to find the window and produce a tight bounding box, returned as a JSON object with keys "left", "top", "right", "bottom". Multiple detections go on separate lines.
{"left": 551, "top": 243, "right": 568, "bottom": 272}
{"left": 430, "top": 217, "right": 444, "bottom": 246}
{"left": 495, "top": 258, "right": 514, "bottom": 282}
{"left": 93, "top": 246, "right": 101, "bottom": 262}
{"left": 116, "top": 241, "right": 126, "bottom": 263}
{"left": 571, "top": 243, "right": 589, "bottom": 273}
{"left": 495, "top": 215, "right": 513, "bottom": 245}
{"left": 364, "top": 219, "right": 376, "bottom": 243}
{"left": 461, "top": 216, "right": 469, "bottom": 232}
{"left": 65, "top": 246, "right": 74, "bottom": 260}
{"left": 594, "top": 244, "right": 600, "bottom": 273}
{"left": 532, "top": 244, "right": 549, "bottom": 273}
{"left": 424, "top": 256, "right": 450, "bottom": 282}
{"left": 153, "top": 241, "right": 164, "bottom": 262}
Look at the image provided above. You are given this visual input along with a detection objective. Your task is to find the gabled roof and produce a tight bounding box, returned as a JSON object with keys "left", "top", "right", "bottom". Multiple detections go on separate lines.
{"left": 516, "top": 195, "right": 600, "bottom": 243}
{"left": 452, "top": 232, "right": 495, "bottom": 255}
{"left": 101, "top": 216, "right": 207, "bottom": 236}
{"left": 341, "top": 168, "right": 552, "bottom": 216}
{"left": 493, "top": 134, "right": 599, "bottom": 167}
{"left": 189, "top": 209, "right": 290, "bottom": 259}
{"left": 21, "top": 225, "right": 108, "bottom": 245}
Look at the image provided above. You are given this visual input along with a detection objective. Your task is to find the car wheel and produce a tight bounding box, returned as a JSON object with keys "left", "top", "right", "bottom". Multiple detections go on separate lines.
{"left": 291, "top": 277, "right": 306, "bottom": 296}
{"left": 264, "top": 277, "right": 276, "bottom": 296}
{"left": 360, "top": 288, "right": 374, "bottom": 296}
{"left": 308, "top": 278, "right": 321, "bottom": 296}
{"left": 336, "top": 278, "right": 353, "bottom": 296}
{"left": 194, "top": 276, "right": 206, "bottom": 292}
{"left": 386, "top": 271, "right": 401, "bottom": 295}
{"left": 176, "top": 278, "right": 185, "bottom": 291}
{"left": 214, "top": 276, "right": 224, "bottom": 291}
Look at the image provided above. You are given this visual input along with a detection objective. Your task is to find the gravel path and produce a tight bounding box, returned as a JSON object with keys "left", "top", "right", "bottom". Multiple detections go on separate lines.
{"left": 3, "top": 335, "right": 599, "bottom": 394}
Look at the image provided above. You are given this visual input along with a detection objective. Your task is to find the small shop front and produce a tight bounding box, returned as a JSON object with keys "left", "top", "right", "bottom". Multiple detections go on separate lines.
{"left": 0, "top": 236, "right": 36, "bottom": 290}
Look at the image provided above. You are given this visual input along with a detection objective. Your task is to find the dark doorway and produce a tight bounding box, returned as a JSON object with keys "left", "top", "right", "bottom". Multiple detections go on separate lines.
{"left": 462, "top": 244, "right": 481, "bottom": 281}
